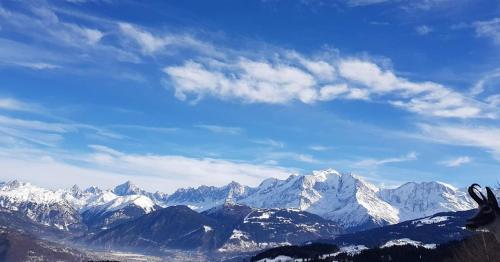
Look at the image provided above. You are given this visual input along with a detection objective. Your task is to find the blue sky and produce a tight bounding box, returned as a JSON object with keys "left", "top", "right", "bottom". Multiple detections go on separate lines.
{"left": 0, "top": 0, "right": 499, "bottom": 192}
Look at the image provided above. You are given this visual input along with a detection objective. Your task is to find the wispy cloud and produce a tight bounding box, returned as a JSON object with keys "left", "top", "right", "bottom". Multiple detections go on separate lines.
{"left": 439, "top": 156, "right": 471, "bottom": 167}
{"left": 107, "top": 124, "right": 179, "bottom": 134}
{"left": 118, "top": 22, "right": 220, "bottom": 57}
{"left": 195, "top": 124, "right": 243, "bottom": 135}
{"left": 0, "top": 5, "right": 104, "bottom": 48}
{"left": 0, "top": 97, "right": 42, "bottom": 112}
{"left": 14, "top": 62, "right": 60, "bottom": 70}
{"left": 0, "top": 96, "right": 124, "bottom": 147}
{"left": 0, "top": 3, "right": 141, "bottom": 71}
{"left": 469, "top": 69, "right": 500, "bottom": 96}
{"left": 473, "top": 18, "right": 500, "bottom": 45}
{"left": 309, "top": 145, "right": 332, "bottom": 151}
{"left": 418, "top": 123, "right": 500, "bottom": 160}
{"left": 252, "top": 139, "right": 285, "bottom": 148}
{"left": 266, "top": 151, "right": 321, "bottom": 164}
{"left": 355, "top": 152, "right": 418, "bottom": 167}
{"left": 0, "top": 144, "right": 293, "bottom": 192}
{"left": 345, "top": 0, "right": 390, "bottom": 7}
{"left": 415, "top": 25, "right": 433, "bottom": 35}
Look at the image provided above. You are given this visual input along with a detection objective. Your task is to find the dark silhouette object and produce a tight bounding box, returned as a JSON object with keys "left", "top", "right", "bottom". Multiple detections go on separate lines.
{"left": 466, "top": 184, "right": 500, "bottom": 242}
{"left": 252, "top": 234, "right": 500, "bottom": 262}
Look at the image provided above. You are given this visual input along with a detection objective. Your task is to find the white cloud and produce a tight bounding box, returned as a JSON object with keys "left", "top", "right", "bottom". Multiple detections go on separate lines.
{"left": 0, "top": 145, "right": 293, "bottom": 192}
{"left": 80, "top": 27, "right": 104, "bottom": 45}
{"left": 195, "top": 124, "right": 243, "bottom": 135}
{"left": 339, "top": 59, "right": 485, "bottom": 118}
{"left": 415, "top": 25, "right": 433, "bottom": 35}
{"left": 355, "top": 152, "right": 417, "bottom": 167}
{"left": 286, "top": 51, "right": 337, "bottom": 81}
{"left": 309, "top": 145, "right": 332, "bottom": 151}
{"left": 118, "top": 23, "right": 219, "bottom": 56}
{"left": 486, "top": 94, "right": 500, "bottom": 107}
{"left": 165, "top": 59, "right": 320, "bottom": 104}
{"left": 119, "top": 23, "right": 169, "bottom": 54}
{"left": 0, "top": 6, "right": 104, "bottom": 47}
{"left": 470, "top": 69, "right": 500, "bottom": 96}
{"left": 0, "top": 115, "right": 73, "bottom": 133}
{"left": 418, "top": 123, "right": 500, "bottom": 160}
{"left": 473, "top": 18, "right": 500, "bottom": 45}
{"left": 252, "top": 139, "right": 285, "bottom": 148}
{"left": 164, "top": 55, "right": 487, "bottom": 119}
{"left": 0, "top": 97, "right": 41, "bottom": 112}
{"left": 0, "top": 3, "right": 145, "bottom": 71}
{"left": 15, "top": 62, "right": 60, "bottom": 70}
{"left": 108, "top": 124, "right": 179, "bottom": 134}
{"left": 440, "top": 156, "right": 471, "bottom": 167}
{"left": 346, "top": 0, "right": 390, "bottom": 7}
{"left": 266, "top": 151, "right": 321, "bottom": 164}
{"left": 0, "top": 97, "right": 124, "bottom": 147}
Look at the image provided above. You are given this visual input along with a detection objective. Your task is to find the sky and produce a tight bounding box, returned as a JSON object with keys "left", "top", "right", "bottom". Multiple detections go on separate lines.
{"left": 0, "top": 0, "right": 499, "bottom": 192}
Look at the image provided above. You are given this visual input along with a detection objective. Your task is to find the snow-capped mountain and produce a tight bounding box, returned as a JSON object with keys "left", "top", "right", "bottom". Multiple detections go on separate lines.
{"left": 378, "top": 181, "right": 473, "bottom": 221}
{"left": 0, "top": 168, "right": 481, "bottom": 233}
{"left": 113, "top": 181, "right": 169, "bottom": 205}
{"left": 0, "top": 180, "right": 162, "bottom": 232}
{"left": 166, "top": 181, "right": 254, "bottom": 210}
{"left": 166, "top": 169, "right": 476, "bottom": 231}
{"left": 240, "top": 169, "right": 399, "bottom": 231}
{"left": 0, "top": 181, "right": 84, "bottom": 231}
{"left": 81, "top": 194, "right": 159, "bottom": 231}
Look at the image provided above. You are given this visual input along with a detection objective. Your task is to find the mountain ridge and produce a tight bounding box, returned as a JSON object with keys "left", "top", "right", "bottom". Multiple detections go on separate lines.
{"left": 0, "top": 168, "right": 480, "bottom": 232}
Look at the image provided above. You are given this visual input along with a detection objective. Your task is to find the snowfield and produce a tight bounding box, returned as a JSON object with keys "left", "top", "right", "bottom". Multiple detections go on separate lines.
{"left": 381, "top": 238, "right": 437, "bottom": 249}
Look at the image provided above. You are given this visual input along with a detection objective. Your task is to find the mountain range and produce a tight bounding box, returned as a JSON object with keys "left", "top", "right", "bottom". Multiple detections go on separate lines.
{"left": 0, "top": 169, "right": 496, "bottom": 259}
{"left": 0, "top": 169, "right": 477, "bottom": 234}
{"left": 165, "top": 169, "right": 475, "bottom": 231}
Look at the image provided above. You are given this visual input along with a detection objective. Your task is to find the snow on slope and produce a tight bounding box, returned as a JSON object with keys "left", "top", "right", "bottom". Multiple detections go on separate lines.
{"left": 166, "top": 181, "right": 254, "bottom": 210}
{"left": 378, "top": 181, "right": 474, "bottom": 221}
{"left": 380, "top": 238, "right": 437, "bottom": 249}
{"left": 0, "top": 181, "right": 82, "bottom": 230}
{"left": 88, "top": 194, "right": 156, "bottom": 214}
{"left": 166, "top": 168, "right": 477, "bottom": 231}
{"left": 0, "top": 180, "right": 159, "bottom": 231}
{"left": 240, "top": 169, "right": 399, "bottom": 229}
{"left": 0, "top": 180, "right": 66, "bottom": 205}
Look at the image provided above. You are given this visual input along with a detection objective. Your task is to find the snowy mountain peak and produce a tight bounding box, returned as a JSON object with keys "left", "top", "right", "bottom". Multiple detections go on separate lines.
{"left": 100, "top": 194, "right": 157, "bottom": 213}
{"left": 70, "top": 185, "right": 82, "bottom": 197}
{"left": 311, "top": 168, "right": 341, "bottom": 178}
{"left": 378, "top": 181, "right": 474, "bottom": 221}
{"left": 0, "top": 180, "right": 83, "bottom": 231}
{"left": 113, "top": 181, "right": 139, "bottom": 196}
{"left": 84, "top": 186, "right": 102, "bottom": 194}
{"left": 4, "top": 180, "right": 24, "bottom": 189}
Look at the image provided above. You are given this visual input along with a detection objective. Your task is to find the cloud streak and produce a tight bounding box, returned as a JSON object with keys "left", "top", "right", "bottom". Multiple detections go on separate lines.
{"left": 355, "top": 152, "right": 418, "bottom": 167}
{"left": 418, "top": 123, "right": 500, "bottom": 160}
{"left": 440, "top": 156, "right": 471, "bottom": 167}
{"left": 0, "top": 144, "right": 293, "bottom": 192}
{"left": 0, "top": 97, "right": 42, "bottom": 112}
{"left": 195, "top": 124, "right": 243, "bottom": 135}
{"left": 473, "top": 18, "right": 500, "bottom": 45}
